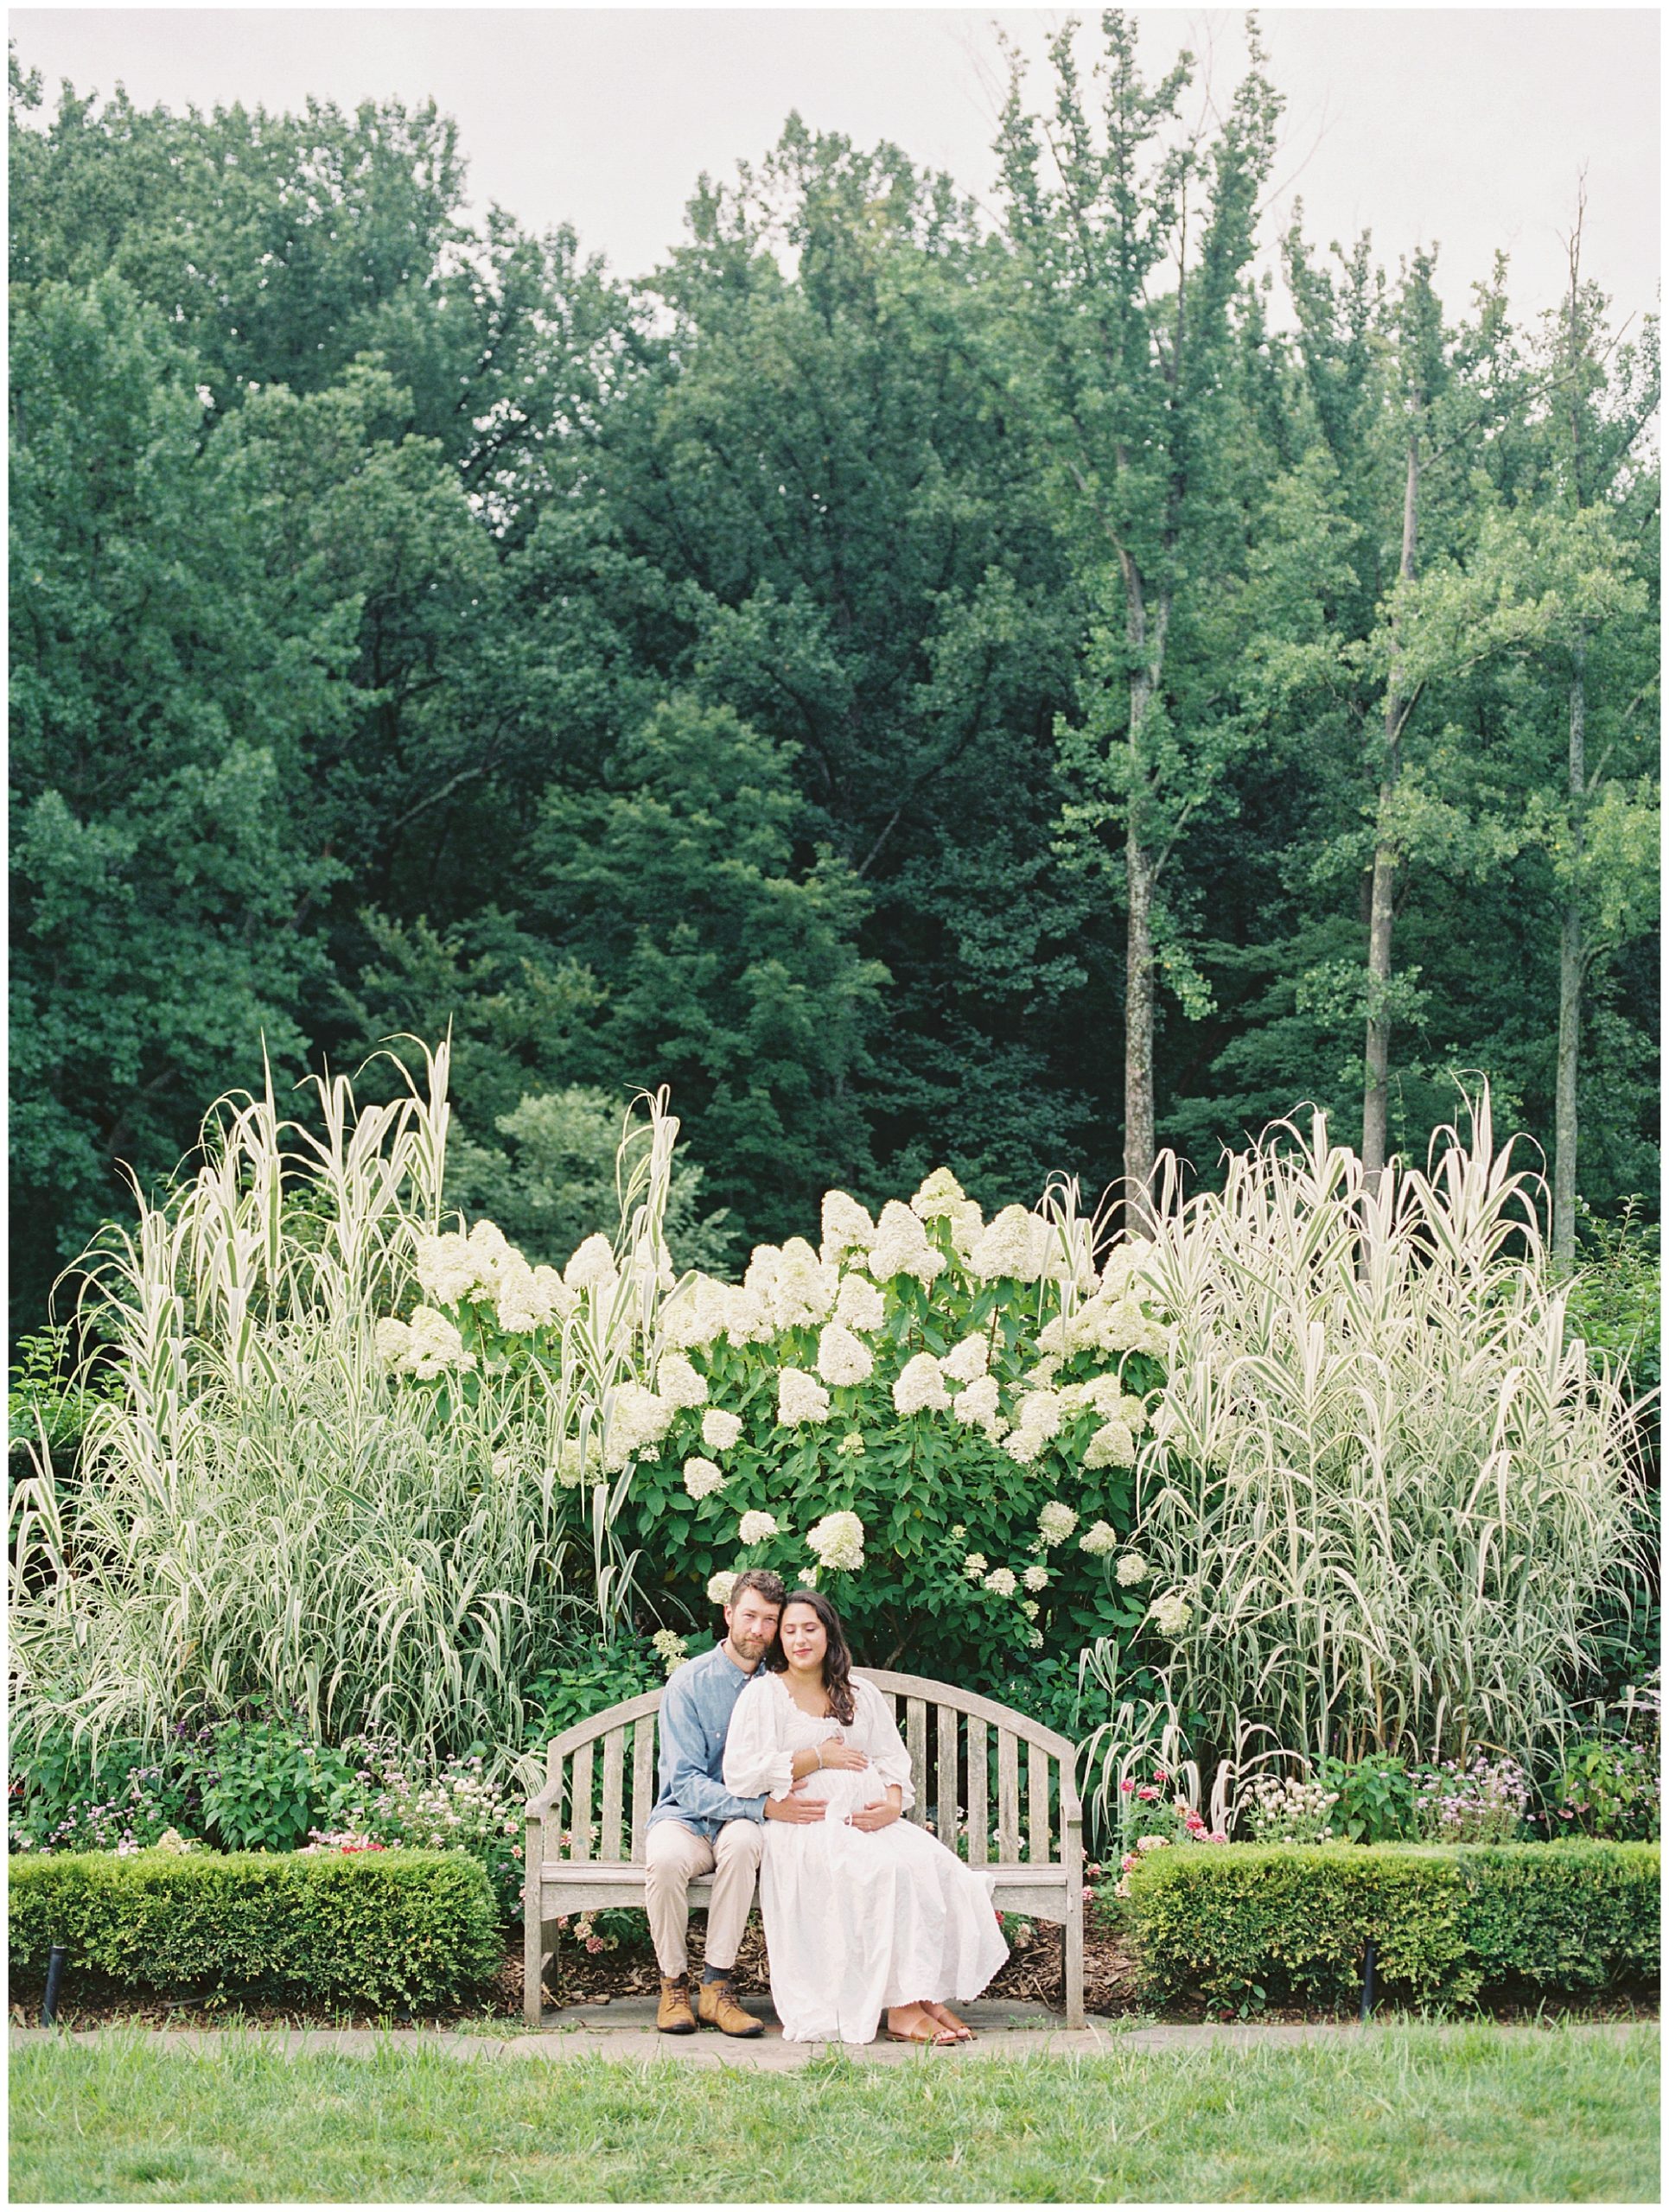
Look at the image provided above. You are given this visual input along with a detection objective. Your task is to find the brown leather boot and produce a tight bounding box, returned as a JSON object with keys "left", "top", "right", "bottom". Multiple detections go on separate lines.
{"left": 697, "top": 1976, "right": 762, "bottom": 2037}
{"left": 656, "top": 1975, "right": 697, "bottom": 2034}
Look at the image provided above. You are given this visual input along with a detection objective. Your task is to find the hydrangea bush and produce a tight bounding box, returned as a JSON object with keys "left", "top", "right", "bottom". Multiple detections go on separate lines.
{"left": 395, "top": 1166, "right": 1171, "bottom": 1682}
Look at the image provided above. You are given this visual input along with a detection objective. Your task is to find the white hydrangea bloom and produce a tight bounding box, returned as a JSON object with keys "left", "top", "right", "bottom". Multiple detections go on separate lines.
{"left": 1035, "top": 1314, "right": 1068, "bottom": 1357}
{"left": 1092, "top": 1297, "right": 1168, "bottom": 1360}
{"left": 405, "top": 1305, "right": 475, "bottom": 1379}
{"left": 969, "top": 1205, "right": 1050, "bottom": 1283}
{"left": 868, "top": 1200, "right": 944, "bottom": 1287}
{"left": 770, "top": 1237, "right": 838, "bottom": 1330}
{"left": 564, "top": 1234, "right": 619, "bottom": 1294}
{"left": 1028, "top": 1626, "right": 1045, "bottom": 1649}
{"left": 683, "top": 1456, "right": 726, "bottom": 1500}
{"left": 1012, "top": 1389, "right": 1063, "bottom": 1441}
{"left": 941, "top": 1333, "right": 990, "bottom": 1384}
{"left": 820, "top": 1190, "right": 877, "bottom": 1262}
{"left": 807, "top": 1510, "right": 865, "bottom": 1572}
{"left": 652, "top": 1628, "right": 688, "bottom": 1675}
{"left": 602, "top": 1382, "right": 672, "bottom": 1470}
{"left": 1023, "top": 1563, "right": 1050, "bottom": 1592}
{"left": 948, "top": 1198, "right": 984, "bottom": 1263}
{"left": 1077, "top": 1371, "right": 1131, "bottom": 1416}
{"left": 815, "top": 1321, "right": 874, "bottom": 1389}
{"left": 492, "top": 1448, "right": 518, "bottom": 1480}
{"left": 1099, "top": 1237, "right": 1156, "bottom": 1299}
{"left": 961, "top": 1552, "right": 989, "bottom": 1580}
{"left": 719, "top": 1287, "right": 777, "bottom": 1346}
{"left": 983, "top": 1566, "right": 1019, "bottom": 1598}
{"left": 375, "top": 1317, "right": 413, "bottom": 1369}
{"left": 739, "top": 1510, "right": 780, "bottom": 1544}
{"left": 707, "top": 1571, "right": 737, "bottom": 1606}
{"left": 833, "top": 1271, "right": 886, "bottom": 1332}
{"left": 1120, "top": 1395, "right": 1150, "bottom": 1433}
{"left": 1083, "top": 1417, "right": 1137, "bottom": 1470}
{"left": 656, "top": 1353, "right": 710, "bottom": 1409}
{"left": 836, "top": 1430, "right": 867, "bottom": 1458}
{"left": 1003, "top": 1426, "right": 1047, "bottom": 1465}
{"left": 557, "top": 1434, "right": 602, "bottom": 1488}
{"left": 1022, "top": 1599, "right": 1041, "bottom": 1623}
{"left": 414, "top": 1230, "right": 480, "bottom": 1307}
{"left": 660, "top": 1274, "right": 726, "bottom": 1353}
{"left": 1116, "top": 1550, "right": 1150, "bottom": 1586}
{"left": 1080, "top": 1520, "right": 1119, "bottom": 1558}
{"left": 777, "top": 1367, "right": 832, "bottom": 1427}
{"left": 701, "top": 1407, "right": 743, "bottom": 1452}
{"left": 951, "top": 1374, "right": 1002, "bottom": 1432}
{"left": 909, "top": 1166, "right": 965, "bottom": 1221}
{"left": 1150, "top": 1590, "right": 1193, "bottom": 1638}
{"left": 1037, "top": 1501, "right": 1079, "bottom": 1548}
{"left": 894, "top": 1351, "right": 951, "bottom": 1416}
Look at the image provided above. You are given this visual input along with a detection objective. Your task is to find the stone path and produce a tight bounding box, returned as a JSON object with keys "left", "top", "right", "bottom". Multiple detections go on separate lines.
{"left": 10, "top": 1999, "right": 1647, "bottom": 2069}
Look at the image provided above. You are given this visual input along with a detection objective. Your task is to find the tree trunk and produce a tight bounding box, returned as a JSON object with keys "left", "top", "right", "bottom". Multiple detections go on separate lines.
{"left": 1124, "top": 822, "right": 1156, "bottom": 1227}
{"left": 1361, "top": 430, "right": 1420, "bottom": 1183}
{"left": 1552, "top": 635, "right": 1586, "bottom": 1267}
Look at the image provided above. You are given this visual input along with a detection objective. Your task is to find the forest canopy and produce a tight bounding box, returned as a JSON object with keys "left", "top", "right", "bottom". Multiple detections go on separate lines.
{"left": 8, "top": 26, "right": 1659, "bottom": 1335}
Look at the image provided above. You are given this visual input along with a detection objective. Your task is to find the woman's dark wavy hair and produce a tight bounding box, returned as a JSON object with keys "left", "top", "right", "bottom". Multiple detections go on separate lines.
{"left": 764, "top": 1588, "right": 857, "bottom": 1726}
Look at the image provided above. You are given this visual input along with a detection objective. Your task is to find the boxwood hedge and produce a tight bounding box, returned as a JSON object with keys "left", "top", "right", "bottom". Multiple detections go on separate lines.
{"left": 9, "top": 1847, "right": 501, "bottom": 2011}
{"left": 1118, "top": 1841, "right": 1660, "bottom": 2012}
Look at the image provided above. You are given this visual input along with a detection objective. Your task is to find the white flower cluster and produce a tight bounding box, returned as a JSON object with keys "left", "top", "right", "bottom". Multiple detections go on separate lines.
{"left": 866, "top": 1200, "right": 946, "bottom": 1288}
{"left": 1003, "top": 1388, "right": 1063, "bottom": 1465}
{"left": 968, "top": 1204, "right": 1054, "bottom": 1283}
{"left": 376, "top": 1305, "right": 475, "bottom": 1379}
{"left": 1115, "top": 1549, "right": 1150, "bottom": 1586}
{"left": 815, "top": 1321, "right": 874, "bottom": 1389}
{"left": 701, "top": 1407, "right": 743, "bottom": 1452}
{"left": 1079, "top": 1520, "right": 1118, "bottom": 1558}
{"left": 908, "top": 1169, "right": 984, "bottom": 1260}
{"left": 961, "top": 1552, "right": 988, "bottom": 1580}
{"left": 951, "top": 1373, "right": 1004, "bottom": 1437}
{"left": 1022, "top": 1563, "right": 1049, "bottom": 1592}
{"left": 683, "top": 1456, "right": 726, "bottom": 1499}
{"left": 564, "top": 1233, "right": 619, "bottom": 1294}
{"left": 807, "top": 1510, "right": 865, "bottom": 1572}
{"left": 746, "top": 1238, "right": 838, "bottom": 1330}
{"left": 556, "top": 1432, "right": 603, "bottom": 1488}
{"left": 601, "top": 1381, "right": 673, "bottom": 1471}
{"left": 655, "top": 1354, "right": 709, "bottom": 1409}
{"left": 835, "top": 1430, "right": 866, "bottom": 1458}
{"left": 894, "top": 1351, "right": 951, "bottom": 1416}
{"left": 707, "top": 1571, "right": 737, "bottom": 1605}
{"left": 984, "top": 1566, "right": 1019, "bottom": 1598}
{"left": 1150, "top": 1590, "right": 1193, "bottom": 1638}
{"left": 652, "top": 1629, "right": 688, "bottom": 1676}
{"left": 1037, "top": 1501, "right": 1078, "bottom": 1548}
{"left": 416, "top": 1218, "right": 577, "bottom": 1338}
{"left": 1036, "top": 1280, "right": 1166, "bottom": 1362}
{"left": 660, "top": 1273, "right": 775, "bottom": 1353}
{"left": 1083, "top": 1416, "right": 1137, "bottom": 1470}
{"left": 778, "top": 1367, "right": 831, "bottom": 1426}
{"left": 820, "top": 1190, "right": 876, "bottom": 1265}
{"left": 941, "top": 1333, "right": 990, "bottom": 1383}
{"left": 833, "top": 1272, "right": 886, "bottom": 1332}
{"left": 739, "top": 1510, "right": 780, "bottom": 1545}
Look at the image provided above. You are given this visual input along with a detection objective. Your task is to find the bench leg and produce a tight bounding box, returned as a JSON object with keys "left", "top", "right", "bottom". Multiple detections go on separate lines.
{"left": 523, "top": 1890, "right": 545, "bottom": 2026}
{"left": 1063, "top": 1814, "right": 1086, "bottom": 2029}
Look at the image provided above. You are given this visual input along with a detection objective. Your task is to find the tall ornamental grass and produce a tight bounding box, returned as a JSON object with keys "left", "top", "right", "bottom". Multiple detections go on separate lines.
{"left": 1114, "top": 1094, "right": 1650, "bottom": 1783}
{"left": 9, "top": 1043, "right": 678, "bottom": 1768}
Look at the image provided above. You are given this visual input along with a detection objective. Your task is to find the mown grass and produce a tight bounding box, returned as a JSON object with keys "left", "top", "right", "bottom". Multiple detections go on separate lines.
{"left": 8, "top": 2023, "right": 1659, "bottom": 2202}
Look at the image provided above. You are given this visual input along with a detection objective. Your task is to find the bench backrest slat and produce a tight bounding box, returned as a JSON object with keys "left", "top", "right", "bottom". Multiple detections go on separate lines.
{"left": 936, "top": 1704, "right": 959, "bottom": 1851}
{"left": 905, "top": 1696, "right": 928, "bottom": 1828}
{"left": 997, "top": 1728, "right": 1021, "bottom": 1862}
{"left": 600, "top": 1728, "right": 626, "bottom": 1863}
{"left": 965, "top": 1715, "right": 988, "bottom": 1866}
{"left": 570, "top": 1738, "right": 594, "bottom": 1861}
{"left": 1028, "top": 1739, "right": 1050, "bottom": 1864}
{"left": 630, "top": 1713, "right": 656, "bottom": 1860}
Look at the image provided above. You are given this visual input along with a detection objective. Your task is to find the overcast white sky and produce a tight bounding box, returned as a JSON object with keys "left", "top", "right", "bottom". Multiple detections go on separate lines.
{"left": 10, "top": 6, "right": 1660, "bottom": 327}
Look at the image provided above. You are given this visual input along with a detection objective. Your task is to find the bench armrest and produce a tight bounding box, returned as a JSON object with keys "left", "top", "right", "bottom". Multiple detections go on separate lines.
{"left": 526, "top": 1777, "right": 563, "bottom": 1823}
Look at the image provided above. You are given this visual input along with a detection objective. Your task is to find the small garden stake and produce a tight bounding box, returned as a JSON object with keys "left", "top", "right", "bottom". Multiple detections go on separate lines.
{"left": 1360, "top": 1939, "right": 1376, "bottom": 2023}
{"left": 41, "top": 1944, "right": 67, "bottom": 2026}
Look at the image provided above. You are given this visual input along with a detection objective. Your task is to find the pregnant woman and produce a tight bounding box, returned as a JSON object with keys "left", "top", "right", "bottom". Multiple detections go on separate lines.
{"left": 722, "top": 1588, "right": 1009, "bottom": 2044}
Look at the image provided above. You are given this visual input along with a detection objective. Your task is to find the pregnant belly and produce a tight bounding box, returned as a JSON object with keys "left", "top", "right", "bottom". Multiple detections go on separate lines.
{"left": 799, "top": 1766, "right": 882, "bottom": 1821}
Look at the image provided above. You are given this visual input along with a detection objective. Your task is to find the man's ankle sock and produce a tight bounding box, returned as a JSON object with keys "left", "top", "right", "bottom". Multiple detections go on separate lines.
{"left": 701, "top": 1965, "right": 731, "bottom": 1985}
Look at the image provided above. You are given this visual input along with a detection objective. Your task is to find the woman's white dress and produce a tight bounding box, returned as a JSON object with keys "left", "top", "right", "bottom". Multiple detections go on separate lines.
{"left": 722, "top": 1670, "right": 1010, "bottom": 2044}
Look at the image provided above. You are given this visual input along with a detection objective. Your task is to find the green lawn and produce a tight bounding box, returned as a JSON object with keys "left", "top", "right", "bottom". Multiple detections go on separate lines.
{"left": 9, "top": 2024, "right": 1659, "bottom": 2202}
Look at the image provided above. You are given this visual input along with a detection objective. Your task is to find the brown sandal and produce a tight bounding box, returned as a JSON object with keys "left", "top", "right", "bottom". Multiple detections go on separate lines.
{"left": 885, "top": 2004, "right": 961, "bottom": 2045}
{"left": 924, "top": 2002, "right": 975, "bottom": 2042}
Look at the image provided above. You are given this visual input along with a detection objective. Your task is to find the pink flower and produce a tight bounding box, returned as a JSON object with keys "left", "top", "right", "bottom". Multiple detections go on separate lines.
{"left": 1136, "top": 1786, "right": 1158, "bottom": 1802}
{"left": 1153, "top": 1768, "right": 1168, "bottom": 1783}
{"left": 1119, "top": 1779, "right": 1136, "bottom": 1795}
{"left": 1210, "top": 1831, "right": 1228, "bottom": 1845}
{"left": 1082, "top": 1885, "right": 1095, "bottom": 1901}
{"left": 585, "top": 1936, "right": 604, "bottom": 1955}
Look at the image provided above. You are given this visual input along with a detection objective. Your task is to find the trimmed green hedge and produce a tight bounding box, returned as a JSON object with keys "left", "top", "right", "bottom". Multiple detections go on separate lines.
{"left": 1119, "top": 1842, "right": 1660, "bottom": 2012}
{"left": 9, "top": 1848, "right": 501, "bottom": 2010}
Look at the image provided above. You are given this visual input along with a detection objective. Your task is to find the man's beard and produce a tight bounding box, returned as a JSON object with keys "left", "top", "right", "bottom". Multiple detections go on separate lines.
{"left": 729, "top": 1628, "right": 770, "bottom": 1660}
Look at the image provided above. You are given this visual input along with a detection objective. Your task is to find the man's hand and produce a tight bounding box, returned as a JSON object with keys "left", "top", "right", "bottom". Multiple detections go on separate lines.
{"left": 765, "top": 1778, "right": 826, "bottom": 1823}
{"left": 848, "top": 1795, "right": 901, "bottom": 1833}
{"left": 818, "top": 1733, "right": 869, "bottom": 1773}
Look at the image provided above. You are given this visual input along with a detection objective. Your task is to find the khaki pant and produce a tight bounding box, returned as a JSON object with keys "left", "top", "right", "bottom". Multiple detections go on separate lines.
{"left": 645, "top": 1816, "right": 763, "bottom": 1978}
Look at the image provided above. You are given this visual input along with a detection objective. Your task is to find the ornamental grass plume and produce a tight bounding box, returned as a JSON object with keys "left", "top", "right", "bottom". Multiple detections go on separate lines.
{"left": 1132, "top": 1092, "right": 1651, "bottom": 1770}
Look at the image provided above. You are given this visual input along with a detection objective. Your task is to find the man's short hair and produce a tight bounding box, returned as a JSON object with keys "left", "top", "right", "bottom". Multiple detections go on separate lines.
{"left": 729, "top": 1567, "right": 787, "bottom": 1611}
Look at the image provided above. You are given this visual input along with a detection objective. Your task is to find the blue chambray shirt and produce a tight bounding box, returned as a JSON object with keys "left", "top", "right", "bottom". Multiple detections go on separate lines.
{"left": 646, "top": 1639, "right": 770, "bottom": 1840}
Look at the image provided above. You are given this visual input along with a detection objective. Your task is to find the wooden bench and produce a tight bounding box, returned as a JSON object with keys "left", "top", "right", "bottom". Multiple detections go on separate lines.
{"left": 524, "top": 1667, "right": 1084, "bottom": 2027}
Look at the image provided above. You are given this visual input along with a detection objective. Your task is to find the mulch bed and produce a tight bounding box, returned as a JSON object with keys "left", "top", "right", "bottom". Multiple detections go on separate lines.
{"left": 10, "top": 1911, "right": 1657, "bottom": 2032}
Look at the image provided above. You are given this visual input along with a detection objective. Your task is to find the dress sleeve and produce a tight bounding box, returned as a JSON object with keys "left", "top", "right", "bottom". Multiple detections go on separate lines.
{"left": 722, "top": 1675, "right": 795, "bottom": 1802}
{"left": 855, "top": 1680, "right": 915, "bottom": 1809}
